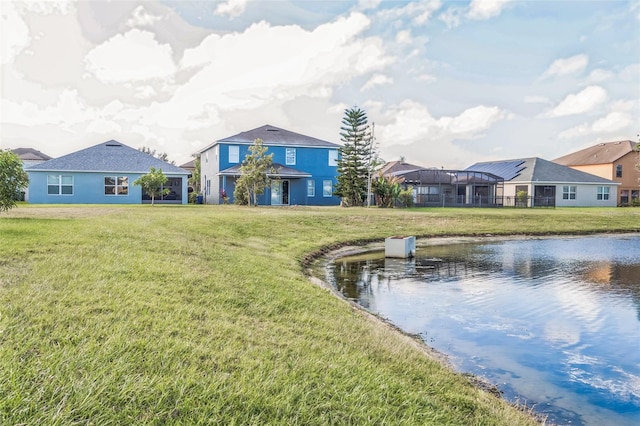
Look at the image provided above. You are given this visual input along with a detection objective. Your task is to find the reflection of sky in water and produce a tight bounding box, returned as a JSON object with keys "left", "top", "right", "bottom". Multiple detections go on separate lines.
{"left": 329, "top": 235, "right": 640, "bottom": 426}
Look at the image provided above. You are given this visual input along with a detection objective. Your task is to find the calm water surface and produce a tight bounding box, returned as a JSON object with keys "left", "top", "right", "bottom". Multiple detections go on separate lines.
{"left": 326, "top": 235, "right": 640, "bottom": 426}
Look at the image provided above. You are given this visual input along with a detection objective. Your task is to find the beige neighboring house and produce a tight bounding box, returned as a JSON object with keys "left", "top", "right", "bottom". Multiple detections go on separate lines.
{"left": 11, "top": 148, "right": 53, "bottom": 201}
{"left": 554, "top": 140, "right": 640, "bottom": 205}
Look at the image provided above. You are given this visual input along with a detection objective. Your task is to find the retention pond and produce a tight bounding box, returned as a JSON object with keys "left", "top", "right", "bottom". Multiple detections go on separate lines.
{"left": 323, "top": 234, "right": 640, "bottom": 426}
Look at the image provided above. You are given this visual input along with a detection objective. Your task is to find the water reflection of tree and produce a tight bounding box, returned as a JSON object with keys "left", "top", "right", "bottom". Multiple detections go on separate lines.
{"left": 579, "top": 262, "right": 640, "bottom": 321}
{"left": 331, "top": 250, "right": 494, "bottom": 304}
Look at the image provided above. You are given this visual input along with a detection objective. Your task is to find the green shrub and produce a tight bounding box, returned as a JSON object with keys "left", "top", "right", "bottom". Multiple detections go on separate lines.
{"left": 397, "top": 186, "right": 415, "bottom": 208}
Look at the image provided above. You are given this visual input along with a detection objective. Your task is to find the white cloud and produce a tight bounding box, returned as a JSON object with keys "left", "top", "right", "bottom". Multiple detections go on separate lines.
{"left": 395, "top": 30, "right": 412, "bottom": 44}
{"left": 127, "top": 5, "right": 162, "bottom": 27}
{"left": 375, "top": 100, "right": 509, "bottom": 168}
{"left": 542, "top": 54, "right": 589, "bottom": 78}
{"left": 378, "top": 1, "right": 442, "bottom": 26}
{"left": 1, "top": 2, "right": 30, "bottom": 64}
{"left": 132, "top": 124, "right": 158, "bottom": 142}
{"left": 558, "top": 102, "right": 635, "bottom": 139}
{"left": 467, "top": 0, "right": 512, "bottom": 20}
{"left": 85, "top": 29, "right": 176, "bottom": 83}
{"left": 214, "top": 0, "right": 248, "bottom": 18}
{"left": 585, "top": 68, "right": 613, "bottom": 84}
{"left": 379, "top": 100, "right": 508, "bottom": 146}
{"left": 591, "top": 111, "right": 633, "bottom": 133}
{"left": 85, "top": 118, "right": 122, "bottom": 134}
{"left": 558, "top": 124, "right": 590, "bottom": 140}
{"left": 358, "top": 0, "right": 383, "bottom": 11}
{"left": 524, "top": 95, "right": 550, "bottom": 104}
{"left": 1, "top": 89, "right": 91, "bottom": 127}
{"left": 134, "top": 85, "right": 158, "bottom": 99}
{"left": 361, "top": 74, "right": 393, "bottom": 91}
{"left": 620, "top": 63, "right": 640, "bottom": 81}
{"left": 609, "top": 99, "right": 636, "bottom": 112}
{"left": 444, "top": 105, "right": 509, "bottom": 134}
{"left": 549, "top": 86, "right": 607, "bottom": 117}
{"left": 439, "top": 7, "right": 464, "bottom": 29}
{"left": 161, "top": 13, "right": 392, "bottom": 130}
{"left": 417, "top": 73, "right": 436, "bottom": 83}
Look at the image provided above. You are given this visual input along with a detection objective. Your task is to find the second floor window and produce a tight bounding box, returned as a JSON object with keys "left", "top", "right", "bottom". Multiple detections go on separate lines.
{"left": 616, "top": 164, "right": 622, "bottom": 178}
{"left": 229, "top": 145, "right": 239, "bottom": 163}
{"left": 286, "top": 148, "right": 296, "bottom": 165}
{"left": 328, "top": 150, "right": 338, "bottom": 166}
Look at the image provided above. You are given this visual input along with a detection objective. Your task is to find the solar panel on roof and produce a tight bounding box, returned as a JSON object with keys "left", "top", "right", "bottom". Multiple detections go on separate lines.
{"left": 467, "top": 160, "right": 526, "bottom": 181}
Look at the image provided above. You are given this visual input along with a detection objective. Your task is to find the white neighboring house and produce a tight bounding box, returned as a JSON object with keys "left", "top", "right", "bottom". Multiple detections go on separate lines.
{"left": 466, "top": 157, "right": 619, "bottom": 207}
{"left": 11, "top": 148, "right": 53, "bottom": 201}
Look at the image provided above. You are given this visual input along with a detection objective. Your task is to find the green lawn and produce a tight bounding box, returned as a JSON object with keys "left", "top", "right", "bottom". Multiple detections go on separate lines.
{"left": 1, "top": 205, "right": 638, "bottom": 424}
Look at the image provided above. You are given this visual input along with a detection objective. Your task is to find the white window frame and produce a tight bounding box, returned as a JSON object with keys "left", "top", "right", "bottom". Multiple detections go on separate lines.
{"left": 47, "top": 175, "right": 74, "bottom": 196}
{"left": 104, "top": 176, "right": 129, "bottom": 196}
{"left": 562, "top": 185, "right": 576, "bottom": 200}
{"left": 229, "top": 145, "right": 239, "bottom": 163}
{"left": 286, "top": 148, "right": 296, "bottom": 166}
{"left": 307, "top": 180, "right": 315, "bottom": 197}
{"left": 596, "top": 186, "right": 609, "bottom": 201}
{"left": 328, "top": 150, "right": 338, "bottom": 166}
{"left": 323, "top": 180, "right": 333, "bottom": 197}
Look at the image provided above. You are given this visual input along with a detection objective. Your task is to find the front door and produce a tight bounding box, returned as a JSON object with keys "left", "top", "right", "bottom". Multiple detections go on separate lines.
{"left": 271, "top": 180, "right": 289, "bottom": 205}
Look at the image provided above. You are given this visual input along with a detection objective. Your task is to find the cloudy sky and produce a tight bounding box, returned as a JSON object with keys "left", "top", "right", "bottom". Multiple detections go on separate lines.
{"left": 1, "top": 0, "right": 639, "bottom": 168}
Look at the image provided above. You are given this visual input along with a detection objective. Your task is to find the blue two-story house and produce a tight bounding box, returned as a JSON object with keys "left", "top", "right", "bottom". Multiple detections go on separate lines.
{"left": 198, "top": 125, "right": 341, "bottom": 206}
{"left": 26, "top": 140, "right": 190, "bottom": 204}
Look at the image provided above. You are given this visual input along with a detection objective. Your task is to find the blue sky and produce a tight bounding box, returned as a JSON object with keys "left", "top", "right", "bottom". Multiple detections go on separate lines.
{"left": 2, "top": 0, "right": 639, "bottom": 168}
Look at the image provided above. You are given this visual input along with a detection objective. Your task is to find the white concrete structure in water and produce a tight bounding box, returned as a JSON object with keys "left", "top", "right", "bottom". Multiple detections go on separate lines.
{"left": 385, "top": 236, "right": 416, "bottom": 258}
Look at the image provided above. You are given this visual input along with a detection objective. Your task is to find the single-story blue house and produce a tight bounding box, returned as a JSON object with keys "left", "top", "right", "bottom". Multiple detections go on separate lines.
{"left": 198, "top": 125, "right": 342, "bottom": 205}
{"left": 26, "top": 140, "right": 190, "bottom": 204}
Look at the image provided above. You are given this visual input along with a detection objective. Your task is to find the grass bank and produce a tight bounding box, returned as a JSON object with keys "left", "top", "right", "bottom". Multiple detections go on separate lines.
{"left": 1, "top": 205, "right": 638, "bottom": 424}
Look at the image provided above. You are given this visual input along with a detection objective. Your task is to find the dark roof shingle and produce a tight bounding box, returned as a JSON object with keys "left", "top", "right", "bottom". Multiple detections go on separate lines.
{"left": 26, "top": 140, "right": 189, "bottom": 174}
{"left": 11, "top": 148, "right": 53, "bottom": 161}
{"left": 467, "top": 157, "right": 614, "bottom": 183}
{"left": 199, "top": 125, "right": 339, "bottom": 152}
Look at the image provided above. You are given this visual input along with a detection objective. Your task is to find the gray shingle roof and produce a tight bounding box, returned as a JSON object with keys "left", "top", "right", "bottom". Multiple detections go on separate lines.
{"left": 11, "top": 147, "right": 52, "bottom": 161}
{"left": 199, "top": 125, "right": 339, "bottom": 153}
{"left": 25, "top": 140, "right": 189, "bottom": 175}
{"left": 467, "top": 157, "right": 615, "bottom": 184}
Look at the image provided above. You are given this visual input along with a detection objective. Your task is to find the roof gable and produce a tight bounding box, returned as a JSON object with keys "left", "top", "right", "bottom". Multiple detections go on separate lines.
{"left": 25, "top": 140, "right": 189, "bottom": 174}
{"left": 11, "top": 147, "right": 52, "bottom": 161}
{"left": 554, "top": 140, "right": 637, "bottom": 165}
{"left": 377, "top": 161, "right": 423, "bottom": 176}
{"left": 200, "top": 125, "right": 339, "bottom": 152}
{"left": 467, "top": 157, "right": 615, "bottom": 184}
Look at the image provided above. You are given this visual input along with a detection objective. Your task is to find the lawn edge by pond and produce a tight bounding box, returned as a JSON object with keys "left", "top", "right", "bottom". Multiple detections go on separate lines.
{"left": 305, "top": 231, "right": 640, "bottom": 424}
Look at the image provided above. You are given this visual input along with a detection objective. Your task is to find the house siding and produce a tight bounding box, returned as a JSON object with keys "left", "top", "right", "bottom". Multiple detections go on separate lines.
{"left": 503, "top": 182, "right": 618, "bottom": 207}
{"left": 554, "top": 142, "right": 640, "bottom": 205}
{"left": 27, "top": 171, "right": 188, "bottom": 204}
{"left": 568, "top": 154, "right": 640, "bottom": 205}
{"left": 201, "top": 142, "right": 340, "bottom": 206}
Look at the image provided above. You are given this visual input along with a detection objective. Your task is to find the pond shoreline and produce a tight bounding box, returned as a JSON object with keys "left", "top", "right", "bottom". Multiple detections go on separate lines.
{"left": 304, "top": 232, "right": 640, "bottom": 426}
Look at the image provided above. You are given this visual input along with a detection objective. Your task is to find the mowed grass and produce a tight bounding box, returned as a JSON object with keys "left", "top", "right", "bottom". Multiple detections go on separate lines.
{"left": 1, "top": 205, "right": 638, "bottom": 425}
